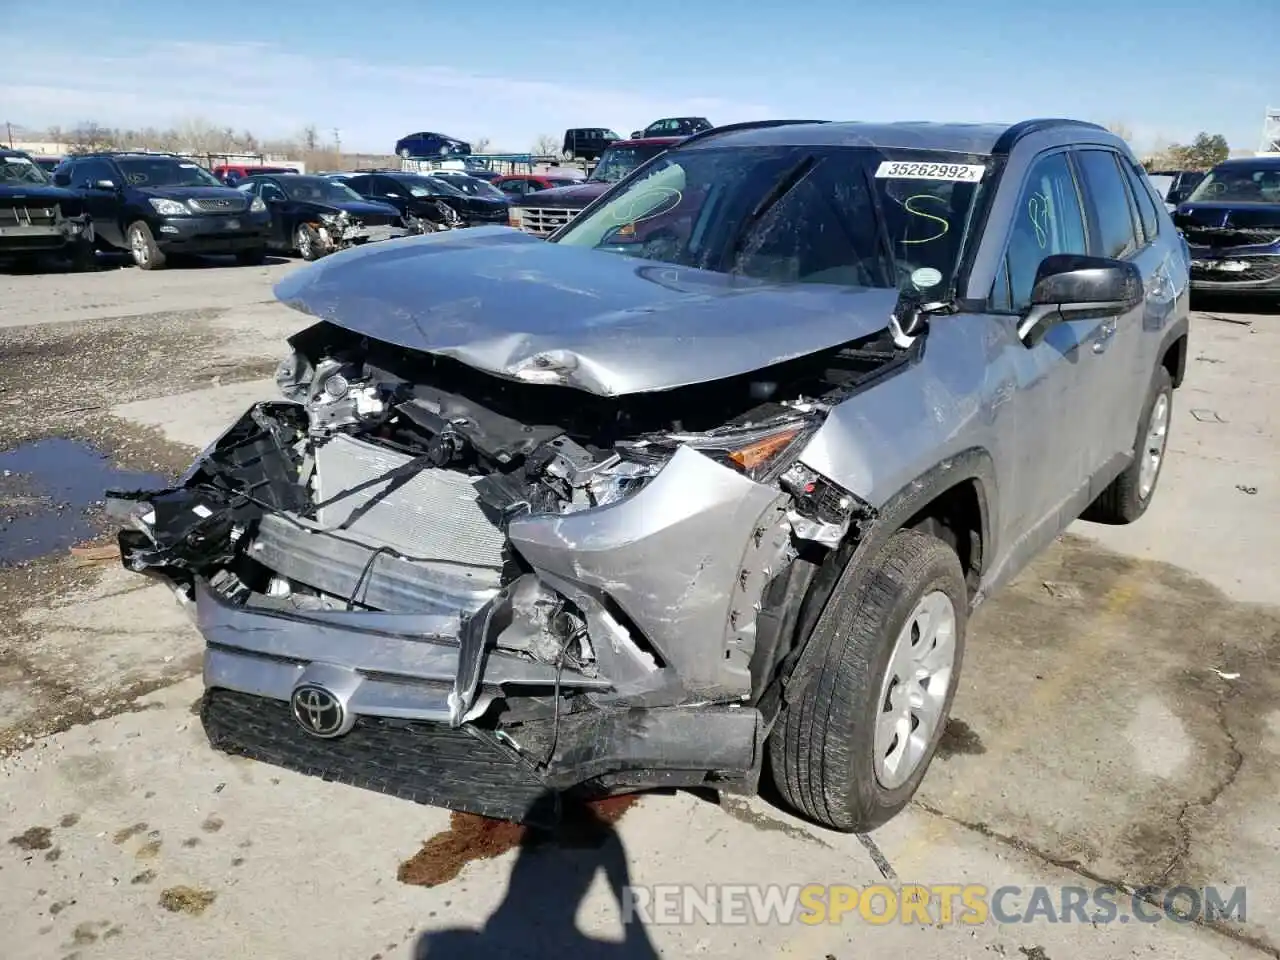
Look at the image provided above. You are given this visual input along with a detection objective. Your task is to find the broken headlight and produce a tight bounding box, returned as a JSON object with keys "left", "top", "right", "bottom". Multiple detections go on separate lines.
{"left": 619, "top": 415, "right": 821, "bottom": 484}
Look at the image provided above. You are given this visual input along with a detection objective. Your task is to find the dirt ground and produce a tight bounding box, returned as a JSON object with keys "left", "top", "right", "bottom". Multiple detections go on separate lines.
{"left": 0, "top": 253, "right": 1276, "bottom": 960}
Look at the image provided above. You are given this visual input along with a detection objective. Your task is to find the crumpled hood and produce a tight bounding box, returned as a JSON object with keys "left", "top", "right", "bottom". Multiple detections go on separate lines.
{"left": 0, "top": 183, "right": 83, "bottom": 208}
{"left": 273, "top": 225, "right": 897, "bottom": 396}
{"left": 1175, "top": 201, "right": 1280, "bottom": 230}
{"left": 297, "top": 199, "right": 402, "bottom": 219}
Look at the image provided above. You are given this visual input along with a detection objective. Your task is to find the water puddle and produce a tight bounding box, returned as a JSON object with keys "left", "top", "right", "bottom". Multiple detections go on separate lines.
{"left": 0, "top": 438, "right": 167, "bottom": 566}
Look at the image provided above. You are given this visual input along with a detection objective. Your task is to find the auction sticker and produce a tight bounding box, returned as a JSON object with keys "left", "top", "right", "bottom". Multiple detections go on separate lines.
{"left": 875, "top": 161, "right": 986, "bottom": 182}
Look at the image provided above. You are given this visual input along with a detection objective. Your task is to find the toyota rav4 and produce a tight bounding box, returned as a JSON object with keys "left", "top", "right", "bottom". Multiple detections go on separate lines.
{"left": 111, "top": 119, "right": 1189, "bottom": 832}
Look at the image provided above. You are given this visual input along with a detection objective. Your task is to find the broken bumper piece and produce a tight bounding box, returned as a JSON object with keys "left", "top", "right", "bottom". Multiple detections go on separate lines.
{"left": 194, "top": 575, "right": 761, "bottom": 823}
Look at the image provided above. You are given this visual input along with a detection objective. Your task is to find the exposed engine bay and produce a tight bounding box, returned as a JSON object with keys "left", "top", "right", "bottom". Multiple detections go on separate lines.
{"left": 109, "top": 320, "right": 908, "bottom": 819}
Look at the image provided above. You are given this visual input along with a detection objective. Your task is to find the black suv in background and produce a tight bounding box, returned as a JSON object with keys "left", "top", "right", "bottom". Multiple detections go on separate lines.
{"left": 0, "top": 149, "right": 95, "bottom": 271}
{"left": 52, "top": 152, "right": 271, "bottom": 269}
{"left": 562, "top": 128, "right": 620, "bottom": 160}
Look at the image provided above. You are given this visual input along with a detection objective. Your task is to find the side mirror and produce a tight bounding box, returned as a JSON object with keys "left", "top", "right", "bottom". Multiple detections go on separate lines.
{"left": 1018, "top": 254, "right": 1143, "bottom": 346}
{"left": 54, "top": 173, "right": 71, "bottom": 187}
{"left": 91, "top": 179, "right": 116, "bottom": 191}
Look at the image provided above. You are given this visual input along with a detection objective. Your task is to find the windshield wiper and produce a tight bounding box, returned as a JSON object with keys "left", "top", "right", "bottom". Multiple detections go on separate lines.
{"left": 725, "top": 154, "right": 817, "bottom": 263}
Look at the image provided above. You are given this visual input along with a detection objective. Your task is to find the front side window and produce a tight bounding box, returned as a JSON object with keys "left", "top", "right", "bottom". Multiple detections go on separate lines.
{"left": 555, "top": 144, "right": 987, "bottom": 293}
{"left": 1076, "top": 150, "right": 1139, "bottom": 259}
{"left": 999, "top": 152, "right": 1088, "bottom": 311}
{"left": 115, "top": 158, "right": 222, "bottom": 188}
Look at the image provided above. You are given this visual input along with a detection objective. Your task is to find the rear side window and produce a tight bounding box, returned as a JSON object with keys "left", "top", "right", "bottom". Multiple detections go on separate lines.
{"left": 1123, "top": 161, "right": 1161, "bottom": 242}
{"left": 1076, "top": 150, "right": 1139, "bottom": 259}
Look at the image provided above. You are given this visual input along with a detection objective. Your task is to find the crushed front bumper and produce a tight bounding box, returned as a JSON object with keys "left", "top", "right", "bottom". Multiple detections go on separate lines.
{"left": 113, "top": 401, "right": 791, "bottom": 820}
{"left": 1188, "top": 245, "right": 1280, "bottom": 295}
{"left": 0, "top": 211, "right": 93, "bottom": 254}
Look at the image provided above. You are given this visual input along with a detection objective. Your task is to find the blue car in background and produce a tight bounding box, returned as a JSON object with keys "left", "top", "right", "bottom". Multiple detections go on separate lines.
{"left": 394, "top": 132, "right": 471, "bottom": 159}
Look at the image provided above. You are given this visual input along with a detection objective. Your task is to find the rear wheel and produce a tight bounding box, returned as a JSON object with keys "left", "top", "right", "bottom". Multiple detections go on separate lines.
{"left": 769, "top": 528, "right": 968, "bottom": 832}
{"left": 1084, "top": 366, "right": 1173, "bottom": 524}
{"left": 127, "top": 221, "right": 166, "bottom": 270}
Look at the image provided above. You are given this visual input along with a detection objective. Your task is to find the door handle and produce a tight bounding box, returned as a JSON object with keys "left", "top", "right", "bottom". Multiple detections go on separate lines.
{"left": 1092, "top": 319, "right": 1117, "bottom": 354}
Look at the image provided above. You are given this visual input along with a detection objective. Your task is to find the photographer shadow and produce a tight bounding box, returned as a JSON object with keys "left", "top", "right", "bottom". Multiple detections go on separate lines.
{"left": 412, "top": 795, "right": 659, "bottom": 960}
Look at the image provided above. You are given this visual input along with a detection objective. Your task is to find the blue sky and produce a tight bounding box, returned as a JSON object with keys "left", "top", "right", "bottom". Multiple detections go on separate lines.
{"left": 4, "top": 0, "right": 1276, "bottom": 155}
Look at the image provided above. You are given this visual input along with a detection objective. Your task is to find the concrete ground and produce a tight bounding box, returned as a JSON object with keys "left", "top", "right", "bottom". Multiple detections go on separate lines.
{"left": 0, "top": 254, "right": 1276, "bottom": 960}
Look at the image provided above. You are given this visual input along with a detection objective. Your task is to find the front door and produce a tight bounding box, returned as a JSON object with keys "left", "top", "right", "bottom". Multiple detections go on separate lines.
{"left": 72, "top": 159, "right": 126, "bottom": 247}
{"left": 992, "top": 148, "right": 1104, "bottom": 541}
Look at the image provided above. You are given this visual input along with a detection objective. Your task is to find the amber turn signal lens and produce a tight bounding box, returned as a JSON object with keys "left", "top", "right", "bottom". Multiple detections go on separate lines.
{"left": 727, "top": 428, "right": 802, "bottom": 471}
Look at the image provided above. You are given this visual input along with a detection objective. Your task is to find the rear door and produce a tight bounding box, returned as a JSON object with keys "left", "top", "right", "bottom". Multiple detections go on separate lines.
{"left": 1072, "top": 148, "right": 1162, "bottom": 486}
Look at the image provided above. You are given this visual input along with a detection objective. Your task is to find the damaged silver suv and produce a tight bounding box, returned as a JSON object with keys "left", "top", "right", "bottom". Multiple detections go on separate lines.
{"left": 112, "top": 119, "right": 1190, "bottom": 832}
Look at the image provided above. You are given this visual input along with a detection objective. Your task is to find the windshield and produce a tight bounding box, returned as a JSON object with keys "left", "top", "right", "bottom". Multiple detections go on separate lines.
{"left": 1187, "top": 164, "right": 1280, "bottom": 204}
{"left": 440, "top": 175, "right": 504, "bottom": 198}
{"left": 116, "top": 158, "right": 223, "bottom": 187}
{"left": 589, "top": 143, "right": 671, "bottom": 183}
{"left": 1145, "top": 175, "right": 1174, "bottom": 199}
{"left": 283, "top": 177, "right": 365, "bottom": 203}
{"left": 555, "top": 145, "right": 987, "bottom": 294}
{"left": 0, "top": 154, "right": 51, "bottom": 186}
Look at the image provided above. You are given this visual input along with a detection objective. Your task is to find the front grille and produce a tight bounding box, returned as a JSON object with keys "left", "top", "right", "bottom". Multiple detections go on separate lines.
{"left": 517, "top": 206, "right": 583, "bottom": 237}
{"left": 0, "top": 204, "right": 58, "bottom": 227}
{"left": 201, "top": 688, "right": 556, "bottom": 822}
{"left": 1190, "top": 257, "right": 1280, "bottom": 285}
{"left": 1182, "top": 225, "right": 1280, "bottom": 249}
{"left": 188, "top": 197, "right": 246, "bottom": 214}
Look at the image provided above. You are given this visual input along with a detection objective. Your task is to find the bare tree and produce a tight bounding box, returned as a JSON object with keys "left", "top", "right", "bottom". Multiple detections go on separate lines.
{"left": 301, "top": 125, "right": 319, "bottom": 152}
{"left": 532, "top": 133, "right": 559, "bottom": 157}
{"left": 472, "top": 136, "right": 492, "bottom": 155}
{"left": 67, "top": 121, "right": 115, "bottom": 154}
{"left": 1103, "top": 121, "right": 1134, "bottom": 143}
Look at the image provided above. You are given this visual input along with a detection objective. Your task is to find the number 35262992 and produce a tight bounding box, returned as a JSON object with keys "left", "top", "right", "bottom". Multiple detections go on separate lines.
{"left": 874, "top": 161, "right": 986, "bottom": 182}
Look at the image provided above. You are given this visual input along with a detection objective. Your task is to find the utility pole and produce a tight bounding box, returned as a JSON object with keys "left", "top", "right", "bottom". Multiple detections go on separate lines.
{"left": 333, "top": 128, "right": 341, "bottom": 164}
{"left": 5, "top": 122, "right": 12, "bottom": 147}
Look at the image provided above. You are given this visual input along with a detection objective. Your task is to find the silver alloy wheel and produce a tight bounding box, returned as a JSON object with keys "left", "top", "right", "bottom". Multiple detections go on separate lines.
{"left": 295, "top": 225, "right": 313, "bottom": 259}
{"left": 1138, "top": 391, "right": 1170, "bottom": 500}
{"left": 130, "top": 226, "right": 149, "bottom": 266}
{"left": 873, "top": 590, "right": 958, "bottom": 789}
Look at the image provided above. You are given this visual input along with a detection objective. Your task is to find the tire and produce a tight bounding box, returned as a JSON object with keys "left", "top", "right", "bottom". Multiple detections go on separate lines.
{"left": 294, "top": 224, "right": 321, "bottom": 261}
{"left": 1083, "top": 366, "right": 1173, "bottom": 525}
{"left": 235, "top": 247, "right": 267, "bottom": 266}
{"left": 127, "top": 221, "right": 166, "bottom": 270}
{"left": 769, "top": 528, "right": 968, "bottom": 832}
{"left": 68, "top": 237, "right": 96, "bottom": 272}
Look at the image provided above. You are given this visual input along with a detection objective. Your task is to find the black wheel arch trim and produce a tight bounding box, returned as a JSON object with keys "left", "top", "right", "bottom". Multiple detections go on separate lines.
{"left": 1158, "top": 314, "right": 1190, "bottom": 388}
{"left": 772, "top": 447, "right": 996, "bottom": 712}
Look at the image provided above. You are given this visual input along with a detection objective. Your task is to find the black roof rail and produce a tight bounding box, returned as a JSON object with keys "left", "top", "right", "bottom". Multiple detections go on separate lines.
{"left": 676, "top": 118, "right": 831, "bottom": 148}
{"left": 991, "top": 118, "right": 1110, "bottom": 156}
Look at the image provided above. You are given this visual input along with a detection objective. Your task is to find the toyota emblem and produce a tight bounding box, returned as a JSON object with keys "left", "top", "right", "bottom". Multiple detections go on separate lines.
{"left": 291, "top": 685, "right": 346, "bottom": 738}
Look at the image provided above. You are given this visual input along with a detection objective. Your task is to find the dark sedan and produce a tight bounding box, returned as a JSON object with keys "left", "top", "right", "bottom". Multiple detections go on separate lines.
{"left": 236, "top": 174, "right": 419, "bottom": 260}
{"left": 1174, "top": 156, "right": 1280, "bottom": 298}
{"left": 343, "top": 171, "right": 509, "bottom": 228}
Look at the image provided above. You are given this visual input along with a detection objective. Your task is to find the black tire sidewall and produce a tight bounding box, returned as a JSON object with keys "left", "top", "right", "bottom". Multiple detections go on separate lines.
{"left": 842, "top": 545, "right": 968, "bottom": 825}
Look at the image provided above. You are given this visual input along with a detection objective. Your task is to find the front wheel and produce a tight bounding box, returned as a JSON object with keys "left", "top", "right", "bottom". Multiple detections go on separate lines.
{"left": 1084, "top": 365, "right": 1174, "bottom": 524}
{"left": 127, "top": 221, "right": 166, "bottom": 270}
{"left": 769, "top": 528, "right": 968, "bottom": 832}
{"left": 294, "top": 224, "right": 322, "bottom": 261}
